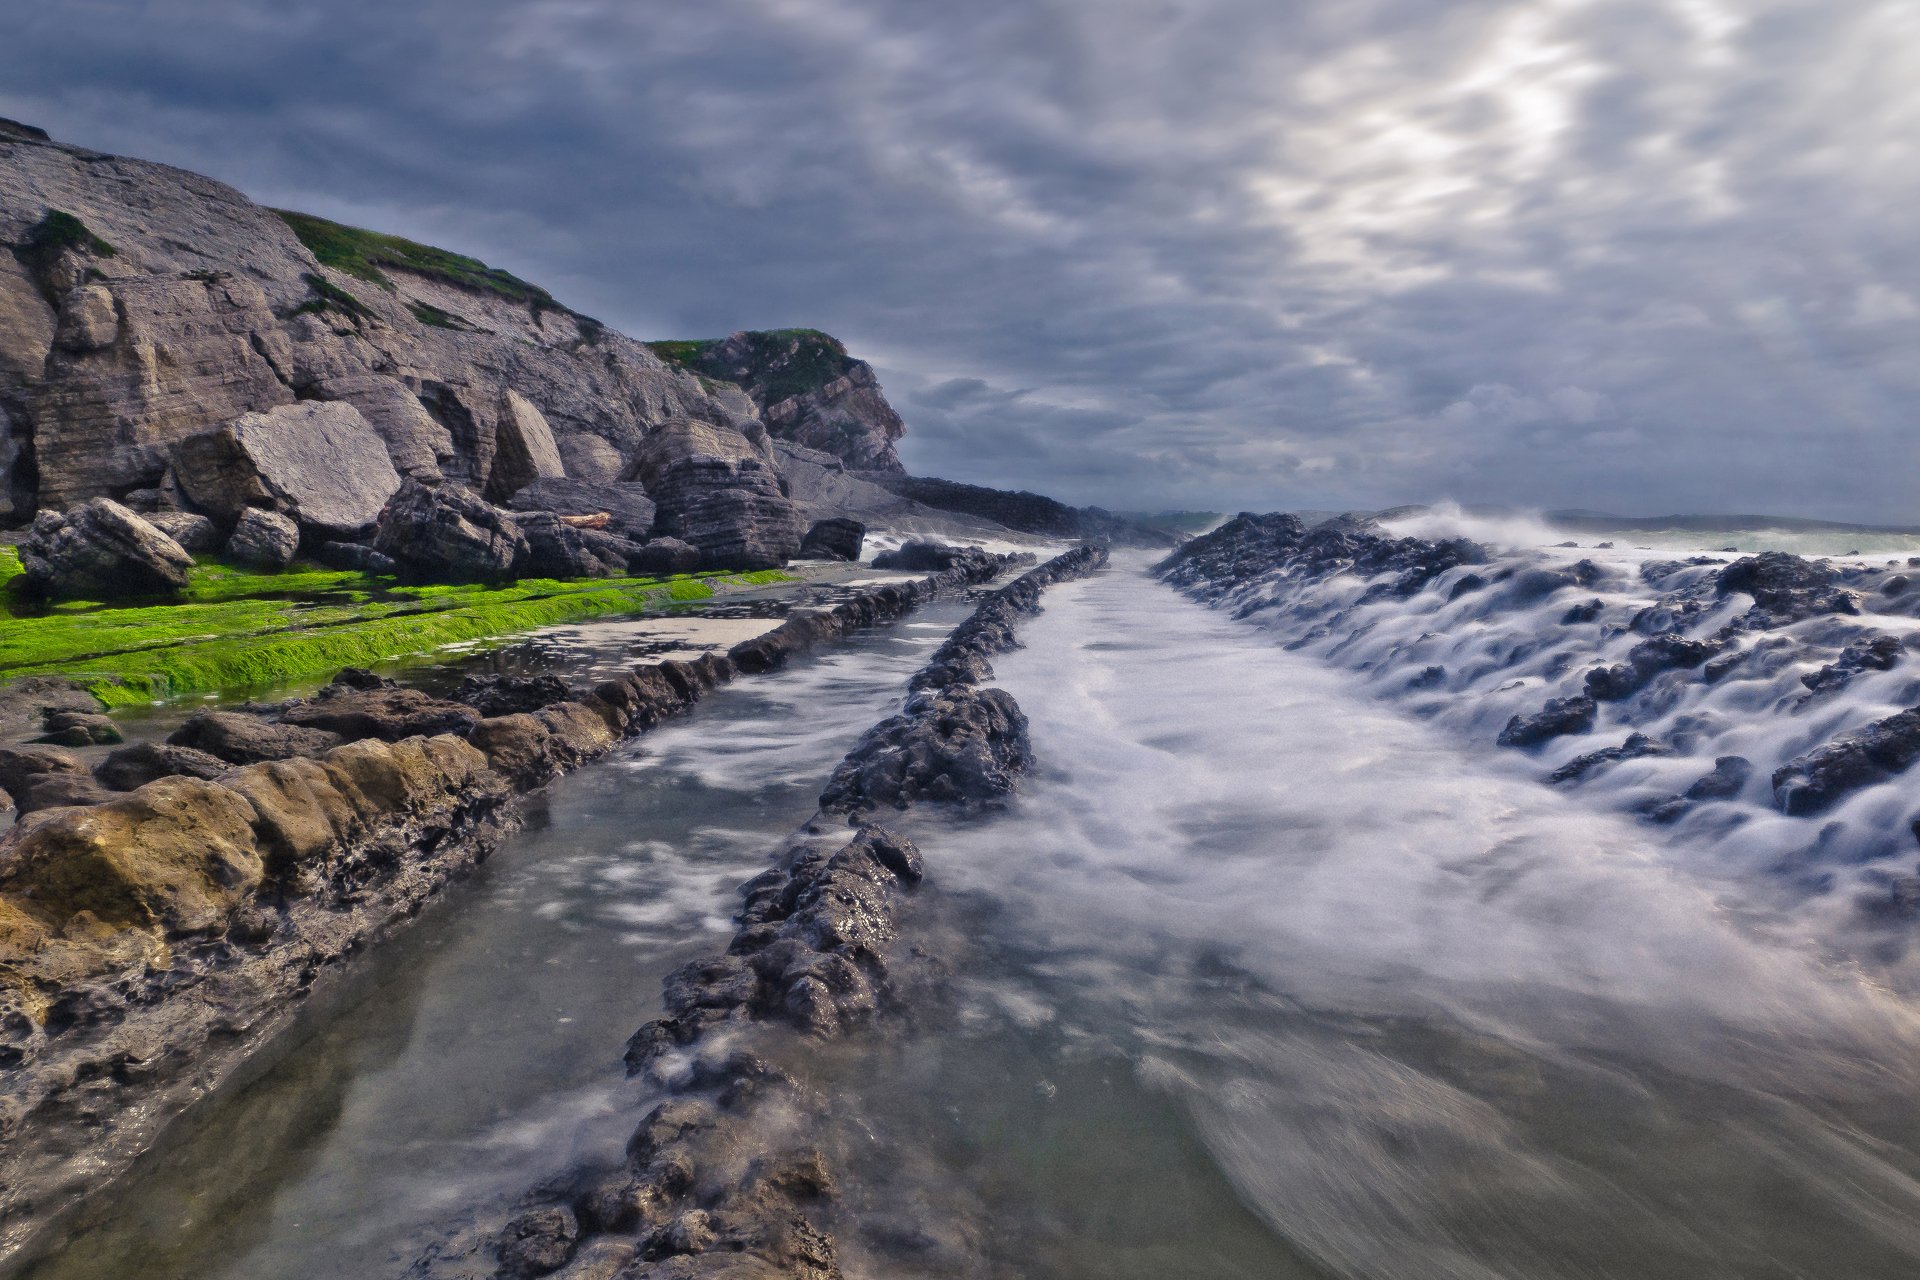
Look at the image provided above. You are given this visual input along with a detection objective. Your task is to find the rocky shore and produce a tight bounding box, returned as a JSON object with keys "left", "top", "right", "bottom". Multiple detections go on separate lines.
{"left": 1157, "top": 513, "right": 1920, "bottom": 921}
{"left": 409, "top": 543, "right": 1109, "bottom": 1280}
{"left": 0, "top": 552, "right": 1028, "bottom": 1271}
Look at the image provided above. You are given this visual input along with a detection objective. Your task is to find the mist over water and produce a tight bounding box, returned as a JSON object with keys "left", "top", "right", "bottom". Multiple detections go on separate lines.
{"left": 877, "top": 556, "right": 1920, "bottom": 1279}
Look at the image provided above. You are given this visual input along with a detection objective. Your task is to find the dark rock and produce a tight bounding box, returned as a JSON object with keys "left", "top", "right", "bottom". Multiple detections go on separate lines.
{"left": 169, "top": 401, "right": 401, "bottom": 539}
{"left": 872, "top": 540, "right": 994, "bottom": 573}
{"left": 94, "top": 741, "right": 232, "bottom": 790}
{"left": 1408, "top": 665, "right": 1446, "bottom": 690}
{"left": 12, "top": 772, "right": 115, "bottom": 813}
{"left": 506, "top": 477, "right": 657, "bottom": 542}
{"left": 623, "top": 419, "right": 804, "bottom": 569}
{"left": 0, "top": 744, "right": 92, "bottom": 799}
{"left": 1773, "top": 706, "right": 1920, "bottom": 816}
{"left": 167, "top": 709, "right": 344, "bottom": 764}
{"left": 1562, "top": 598, "right": 1605, "bottom": 624}
{"left": 819, "top": 684, "right": 1031, "bottom": 814}
{"left": 1717, "top": 552, "right": 1859, "bottom": 624}
{"left": 1685, "top": 755, "right": 1752, "bottom": 801}
{"left": 798, "top": 517, "right": 864, "bottom": 561}
{"left": 372, "top": 479, "right": 529, "bottom": 583}
{"left": 1497, "top": 696, "right": 1597, "bottom": 748}
{"left": 495, "top": 1205, "right": 579, "bottom": 1279}
{"left": 18, "top": 498, "right": 195, "bottom": 599}
{"left": 630, "top": 537, "right": 701, "bottom": 576}
{"left": 326, "top": 667, "right": 396, "bottom": 691}
{"left": 312, "top": 540, "right": 397, "bottom": 575}
{"left": 1801, "top": 634, "right": 1902, "bottom": 698}
{"left": 511, "top": 511, "right": 644, "bottom": 578}
{"left": 1549, "top": 733, "right": 1672, "bottom": 784}
{"left": 142, "top": 511, "right": 218, "bottom": 553}
{"left": 279, "top": 687, "right": 479, "bottom": 742}
{"left": 1583, "top": 632, "right": 1727, "bottom": 701}
{"left": 452, "top": 673, "right": 571, "bottom": 717}
{"left": 1449, "top": 573, "right": 1487, "bottom": 600}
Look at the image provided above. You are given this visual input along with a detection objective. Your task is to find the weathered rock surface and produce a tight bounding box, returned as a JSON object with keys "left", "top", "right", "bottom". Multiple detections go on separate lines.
{"left": 17, "top": 497, "right": 194, "bottom": 598}
{"left": 506, "top": 476, "right": 656, "bottom": 542}
{"left": 798, "top": 517, "right": 864, "bottom": 561}
{"left": 94, "top": 741, "right": 232, "bottom": 791}
{"left": 871, "top": 539, "right": 995, "bottom": 573}
{"left": 1717, "top": 552, "right": 1859, "bottom": 626}
{"left": 279, "top": 686, "right": 480, "bottom": 743}
{"left": 623, "top": 419, "right": 804, "bottom": 570}
{"left": 862, "top": 472, "right": 1174, "bottom": 546}
{"left": 170, "top": 401, "right": 401, "bottom": 538}
{"left": 1497, "top": 696, "right": 1597, "bottom": 749}
{"left": 1772, "top": 706, "right": 1920, "bottom": 816}
{"left": 0, "top": 677, "right": 104, "bottom": 746}
{"left": 630, "top": 537, "right": 701, "bottom": 576}
{"left": 486, "top": 389, "right": 567, "bottom": 504}
{"left": 29, "top": 709, "right": 121, "bottom": 748}
{"left": 818, "top": 684, "right": 1032, "bottom": 814}
{"left": 373, "top": 479, "right": 529, "bottom": 583}
{"left": 167, "top": 709, "right": 344, "bottom": 764}
{"left": 512, "top": 511, "right": 643, "bottom": 579}
{"left": 141, "top": 510, "right": 218, "bottom": 552}
{"left": 452, "top": 673, "right": 572, "bottom": 718}
{"left": 224, "top": 507, "right": 299, "bottom": 570}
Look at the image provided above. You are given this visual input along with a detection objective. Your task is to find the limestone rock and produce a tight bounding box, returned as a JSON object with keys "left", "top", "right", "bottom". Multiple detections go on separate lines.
{"left": 372, "top": 479, "right": 528, "bottom": 583}
{"left": 18, "top": 498, "right": 194, "bottom": 599}
{"left": 225, "top": 507, "right": 299, "bottom": 570}
{"left": 623, "top": 419, "right": 804, "bottom": 570}
{"left": 486, "top": 388, "right": 566, "bottom": 503}
{"left": 171, "top": 401, "right": 401, "bottom": 539}
{"left": 507, "top": 476, "right": 656, "bottom": 541}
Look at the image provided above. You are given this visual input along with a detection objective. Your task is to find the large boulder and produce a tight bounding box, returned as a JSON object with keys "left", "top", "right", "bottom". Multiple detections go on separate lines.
{"left": 143, "top": 510, "right": 219, "bottom": 553}
{"left": 506, "top": 477, "right": 657, "bottom": 542}
{"left": 18, "top": 498, "right": 195, "bottom": 599}
{"left": 372, "top": 480, "right": 529, "bottom": 583}
{"left": 872, "top": 540, "right": 993, "bottom": 573}
{"left": 170, "top": 401, "right": 402, "bottom": 540}
{"left": 799, "top": 517, "right": 864, "bottom": 562}
{"left": 511, "top": 512, "right": 644, "bottom": 579}
{"left": 623, "top": 419, "right": 804, "bottom": 570}
{"left": 485, "top": 389, "right": 567, "bottom": 503}
{"left": 225, "top": 508, "right": 299, "bottom": 570}
{"left": 630, "top": 537, "right": 701, "bottom": 576}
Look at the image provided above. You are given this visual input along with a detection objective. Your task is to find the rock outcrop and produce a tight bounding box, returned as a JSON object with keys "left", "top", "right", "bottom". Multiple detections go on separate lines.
{"left": 623, "top": 418, "right": 804, "bottom": 570}
{"left": 798, "top": 517, "right": 864, "bottom": 561}
{"left": 372, "top": 480, "right": 529, "bottom": 583}
{"left": 224, "top": 507, "right": 299, "bottom": 570}
{"left": 17, "top": 497, "right": 195, "bottom": 599}
{"left": 505, "top": 477, "right": 656, "bottom": 542}
{"left": 170, "top": 401, "right": 401, "bottom": 539}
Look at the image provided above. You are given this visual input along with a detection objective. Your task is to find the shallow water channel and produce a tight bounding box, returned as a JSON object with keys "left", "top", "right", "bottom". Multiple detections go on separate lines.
{"left": 14, "top": 601, "right": 973, "bottom": 1280}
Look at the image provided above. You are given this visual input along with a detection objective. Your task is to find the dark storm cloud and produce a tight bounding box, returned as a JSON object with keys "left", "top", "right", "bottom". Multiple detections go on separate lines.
{"left": 4, "top": 0, "right": 1915, "bottom": 519}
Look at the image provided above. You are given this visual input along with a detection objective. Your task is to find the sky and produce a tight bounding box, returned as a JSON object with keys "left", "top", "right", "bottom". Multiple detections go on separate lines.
{"left": 4, "top": 0, "right": 1917, "bottom": 521}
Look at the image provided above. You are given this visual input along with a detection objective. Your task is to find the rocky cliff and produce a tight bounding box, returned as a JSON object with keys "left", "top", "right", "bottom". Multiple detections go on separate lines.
{"left": 647, "top": 328, "right": 906, "bottom": 472}
{"left": 0, "top": 119, "right": 826, "bottom": 555}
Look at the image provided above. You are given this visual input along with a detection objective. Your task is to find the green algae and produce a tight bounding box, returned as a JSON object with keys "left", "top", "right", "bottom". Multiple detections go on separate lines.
{"left": 2, "top": 560, "right": 790, "bottom": 707}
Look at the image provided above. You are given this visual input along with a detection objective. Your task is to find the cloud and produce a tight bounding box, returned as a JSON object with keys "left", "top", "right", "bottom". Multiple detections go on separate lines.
{"left": 3, "top": 0, "right": 1916, "bottom": 520}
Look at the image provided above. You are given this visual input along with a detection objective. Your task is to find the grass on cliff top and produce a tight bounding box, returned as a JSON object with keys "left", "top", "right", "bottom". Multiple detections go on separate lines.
{"left": 272, "top": 209, "right": 564, "bottom": 315}
{"left": 1, "top": 560, "right": 789, "bottom": 708}
{"left": 647, "top": 328, "right": 855, "bottom": 405}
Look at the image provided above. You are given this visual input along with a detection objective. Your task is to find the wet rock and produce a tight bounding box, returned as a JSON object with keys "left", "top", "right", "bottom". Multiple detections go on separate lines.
{"left": 1549, "top": 733, "right": 1672, "bottom": 784}
{"left": 94, "top": 741, "right": 232, "bottom": 791}
{"left": 507, "top": 477, "right": 657, "bottom": 542}
{"left": 453, "top": 674, "right": 572, "bottom": 718}
{"left": 798, "top": 517, "right": 864, "bottom": 562}
{"left": 280, "top": 687, "right": 479, "bottom": 743}
{"left": 1562, "top": 598, "right": 1604, "bottom": 624}
{"left": 1583, "top": 632, "right": 1727, "bottom": 701}
{"left": 31, "top": 709, "right": 121, "bottom": 747}
{"left": 225, "top": 507, "right": 299, "bottom": 570}
{"left": 167, "top": 709, "right": 345, "bottom": 764}
{"left": 1801, "top": 634, "right": 1902, "bottom": 699}
{"left": 10, "top": 772, "right": 116, "bottom": 814}
{"left": 0, "top": 776, "right": 263, "bottom": 936}
{"left": 0, "top": 677, "right": 105, "bottom": 746}
{"left": 819, "top": 684, "right": 1031, "bottom": 814}
{"left": 373, "top": 479, "right": 529, "bottom": 584}
{"left": 1773, "top": 706, "right": 1920, "bottom": 816}
{"left": 1717, "top": 552, "right": 1859, "bottom": 625}
{"left": 170, "top": 401, "right": 401, "bottom": 539}
{"left": 1685, "top": 755, "right": 1752, "bottom": 801}
{"left": 1496, "top": 695, "right": 1597, "bottom": 749}
{"left": 872, "top": 540, "right": 990, "bottom": 573}
{"left": 18, "top": 498, "right": 195, "bottom": 599}
{"left": 0, "top": 744, "right": 92, "bottom": 799}
{"left": 624, "top": 419, "right": 804, "bottom": 570}
{"left": 495, "top": 1205, "right": 579, "bottom": 1279}
{"left": 142, "top": 510, "right": 218, "bottom": 553}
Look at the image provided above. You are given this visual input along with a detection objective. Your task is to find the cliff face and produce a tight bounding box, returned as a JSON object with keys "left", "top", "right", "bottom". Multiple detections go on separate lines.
{"left": 0, "top": 118, "right": 776, "bottom": 527}
{"left": 648, "top": 328, "right": 906, "bottom": 472}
